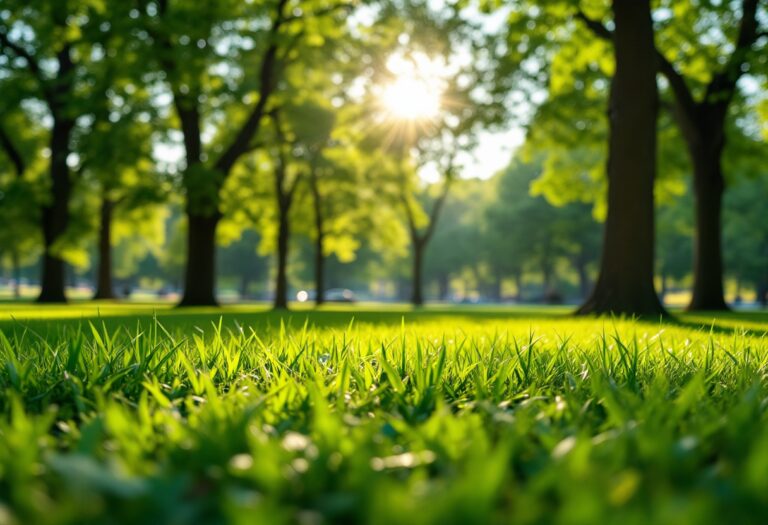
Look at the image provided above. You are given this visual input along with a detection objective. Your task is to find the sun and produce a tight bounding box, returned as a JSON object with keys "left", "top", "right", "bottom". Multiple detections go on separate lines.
{"left": 381, "top": 76, "right": 441, "bottom": 120}
{"left": 379, "top": 53, "right": 444, "bottom": 120}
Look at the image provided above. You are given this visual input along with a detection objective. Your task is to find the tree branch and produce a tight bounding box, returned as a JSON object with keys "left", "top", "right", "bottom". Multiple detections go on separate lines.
{"left": 704, "top": 0, "right": 761, "bottom": 104}
{"left": 401, "top": 189, "right": 419, "bottom": 240}
{"left": 574, "top": 10, "right": 612, "bottom": 41}
{"left": 0, "top": 29, "right": 44, "bottom": 81}
{"left": 422, "top": 166, "right": 454, "bottom": 244}
{"left": 0, "top": 122, "right": 26, "bottom": 176}
{"left": 655, "top": 51, "right": 697, "bottom": 119}
{"left": 575, "top": 7, "right": 699, "bottom": 120}
{"left": 215, "top": 0, "right": 290, "bottom": 175}
{"left": 0, "top": 28, "right": 55, "bottom": 105}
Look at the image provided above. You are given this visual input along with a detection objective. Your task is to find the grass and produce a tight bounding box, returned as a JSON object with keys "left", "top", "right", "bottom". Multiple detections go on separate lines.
{"left": 1, "top": 304, "right": 768, "bottom": 524}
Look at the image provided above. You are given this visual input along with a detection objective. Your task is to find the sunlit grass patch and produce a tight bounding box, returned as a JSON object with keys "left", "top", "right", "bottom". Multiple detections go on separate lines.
{"left": 0, "top": 306, "right": 767, "bottom": 523}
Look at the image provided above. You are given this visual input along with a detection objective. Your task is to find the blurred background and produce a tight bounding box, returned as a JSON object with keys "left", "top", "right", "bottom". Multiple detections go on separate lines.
{"left": 0, "top": 0, "right": 766, "bottom": 309}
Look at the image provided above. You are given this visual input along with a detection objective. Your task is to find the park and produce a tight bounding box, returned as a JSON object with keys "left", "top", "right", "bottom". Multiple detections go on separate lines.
{"left": 1, "top": 0, "right": 768, "bottom": 523}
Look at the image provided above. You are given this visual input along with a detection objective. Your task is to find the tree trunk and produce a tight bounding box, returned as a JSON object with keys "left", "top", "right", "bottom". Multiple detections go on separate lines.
{"left": 411, "top": 238, "right": 425, "bottom": 307}
{"left": 314, "top": 230, "right": 325, "bottom": 307}
{"left": 93, "top": 197, "right": 116, "bottom": 300}
{"left": 687, "top": 139, "right": 729, "bottom": 311}
{"left": 37, "top": 117, "right": 73, "bottom": 304}
{"left": 274, "top": 205, "right": 290, "bottom": 309}
{"left": 179, "top": 213, "right": 220, "bottom": 306}
{"left": 577, "top": 0, "right": 664, "bottom": 316}
{"left": 310, "top": 175, "right": 325, "bottom": 306}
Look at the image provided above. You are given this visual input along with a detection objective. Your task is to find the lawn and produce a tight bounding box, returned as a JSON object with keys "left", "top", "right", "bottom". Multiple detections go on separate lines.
{"left": 1, "top": 304, "right": 768, "bottom": 524}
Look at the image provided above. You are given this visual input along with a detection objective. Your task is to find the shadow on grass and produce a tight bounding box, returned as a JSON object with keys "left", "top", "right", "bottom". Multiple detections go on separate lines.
{"left": 670, "top": 310, "right": 768, "bottom": 338}
{"left": 0, "top": 303, "right": 571, "bottom": 335}
{"left": 0, "top": 301, "right": 765, "bottom": 338}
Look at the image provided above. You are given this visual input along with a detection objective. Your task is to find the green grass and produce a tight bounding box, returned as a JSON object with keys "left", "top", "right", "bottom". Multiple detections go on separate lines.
{"left": 1, "top": 304, "right": 768, "bottom": 524}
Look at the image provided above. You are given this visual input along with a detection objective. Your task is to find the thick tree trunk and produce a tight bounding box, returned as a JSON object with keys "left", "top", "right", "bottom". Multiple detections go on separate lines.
{"left": 37, "top": 118, "right": 74, "bottom": 304}
{"left": 274, "top": 206, "right": 290, "bottom": 310}
{"left": 411, "top": 238, "right": 425, "bottom": 307}
{"left": 577, "top": 0, "right": 664, "bottom": 316}
{"left": 687, "top": 140, "right": 729, "bottom": 311}
{"left": 93, "top": 197, "right": 116, "bottom": 300}
{"left": 179, "top": 213, "right": 220, "bottom": 306}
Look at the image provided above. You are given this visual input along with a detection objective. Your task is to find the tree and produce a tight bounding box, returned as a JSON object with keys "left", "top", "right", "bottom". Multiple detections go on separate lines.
{"left": 0, "top": 1, "right": 118, "bottom": 302}
{"left": 370, "top": 10, "right": 504, "bottom": 306}
{"left": 579, "top": 0, "right": 767, "bottom": 311}
{"left": 425, "top": 179, "right": 488, "bottom": 301}
{"left": 485, "top": 158, "right": 602, "bottom": 303}
{"left": 136, "top": 0, "right": 352, "bottom": 306}
{"left": 77, "top": 69, "right": 165, "bottom": 300}
{"left": 217, "top": 230, "right": 269, "bottom": 299}
{"left": 575, "top": 0, "right": 664, "bottom": 315}
{"left": 269, "top": 111, "right": 305, "bottom": 309}
{"left": 0, "top": 101, "right": 43, "bottom": 298}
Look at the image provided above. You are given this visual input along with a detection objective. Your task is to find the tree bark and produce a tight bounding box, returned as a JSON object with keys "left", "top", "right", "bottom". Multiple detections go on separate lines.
{"left": 179, "top": 213, "right": 220, "bottom": 306}
{"left": 93, "top": 197, "right": 116, "bottom": 300}
{"left": 577, "top": 0, "right": 664, "bottom": 316}
{"left": 274, "top": 205, "right": 290, "bottom": 310}
{"left": 686, "top": 124, "right": 729, "bottom": 311}
{"left": 37, "top": 116, "right": 74, "bottom": 304}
